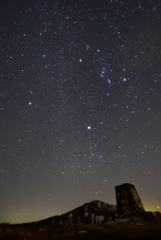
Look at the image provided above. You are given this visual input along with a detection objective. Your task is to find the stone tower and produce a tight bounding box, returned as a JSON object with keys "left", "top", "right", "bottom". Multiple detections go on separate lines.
{"left": 115, "top": 183, "right": 145, "bottom": 216}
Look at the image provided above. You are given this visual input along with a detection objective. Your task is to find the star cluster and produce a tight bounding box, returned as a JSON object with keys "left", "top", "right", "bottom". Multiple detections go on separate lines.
{"left": 0, "top": 0, "right": 161, "bottom": 223}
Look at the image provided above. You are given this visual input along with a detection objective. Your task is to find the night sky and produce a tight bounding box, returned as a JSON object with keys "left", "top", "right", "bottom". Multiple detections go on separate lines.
{"left": 1, "top": 0, "right": 161, "bottom": 224}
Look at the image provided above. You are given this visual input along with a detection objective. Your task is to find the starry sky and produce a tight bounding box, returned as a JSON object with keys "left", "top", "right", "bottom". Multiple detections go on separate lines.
{"left": 0, "top": 0, "right": 161, "bottom": 224}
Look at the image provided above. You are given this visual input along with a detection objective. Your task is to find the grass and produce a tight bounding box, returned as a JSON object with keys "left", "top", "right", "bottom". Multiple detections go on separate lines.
{"left": 0, "top": 217, "right": 161, "bottom": 239}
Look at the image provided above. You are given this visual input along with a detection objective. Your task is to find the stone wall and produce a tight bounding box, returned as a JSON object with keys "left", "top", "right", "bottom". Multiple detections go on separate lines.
{"left": 115, "top": 183, "right": 145, "bottom": 216}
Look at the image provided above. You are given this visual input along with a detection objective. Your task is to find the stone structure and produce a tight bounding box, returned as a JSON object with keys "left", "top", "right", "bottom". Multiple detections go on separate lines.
{"left": 115, "top": 183, "right": 145, "bottom": 216}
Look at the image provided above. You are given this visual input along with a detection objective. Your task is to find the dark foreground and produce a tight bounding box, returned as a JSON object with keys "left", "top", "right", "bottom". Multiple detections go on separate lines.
{"left": 0, "top": 218, "right": 161, "bottom": 240}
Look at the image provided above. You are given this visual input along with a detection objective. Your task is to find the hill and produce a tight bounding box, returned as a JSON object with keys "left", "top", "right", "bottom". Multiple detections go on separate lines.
{"left": 0, "top": 200, "right": 161, "bottom": 239}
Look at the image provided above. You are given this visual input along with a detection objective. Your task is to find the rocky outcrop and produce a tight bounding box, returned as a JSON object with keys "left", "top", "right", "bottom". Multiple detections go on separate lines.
{"left": 51, "top": 200, "right": 116, "bottom": 224}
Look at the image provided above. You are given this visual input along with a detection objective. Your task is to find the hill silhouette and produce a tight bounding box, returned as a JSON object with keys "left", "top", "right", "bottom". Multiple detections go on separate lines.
{"left": 0, "top": 200, "right": 161, "bottom": 240}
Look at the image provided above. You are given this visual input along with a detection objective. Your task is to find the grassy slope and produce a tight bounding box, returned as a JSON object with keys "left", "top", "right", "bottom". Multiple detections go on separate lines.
{"left": 0, "top": 218, "right": 161, "bottom": 239}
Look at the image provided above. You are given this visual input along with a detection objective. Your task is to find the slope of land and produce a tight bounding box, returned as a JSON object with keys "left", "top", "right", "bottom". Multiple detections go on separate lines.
{"left": 0, "top": 219, "right": 161, "bottom": 240}
{"left": 0, "top": 200, "right": 161, "bottom": 239}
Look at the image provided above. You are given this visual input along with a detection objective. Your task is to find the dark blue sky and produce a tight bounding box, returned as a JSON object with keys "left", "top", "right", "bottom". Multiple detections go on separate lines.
{"left": 0, "top": 0, "right": 161, "bottom": 223}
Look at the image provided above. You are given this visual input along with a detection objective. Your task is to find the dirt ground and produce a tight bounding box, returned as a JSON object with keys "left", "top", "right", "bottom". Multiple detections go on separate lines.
{"left": 0, "top": 217, "right": 161, "bottom": 240}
